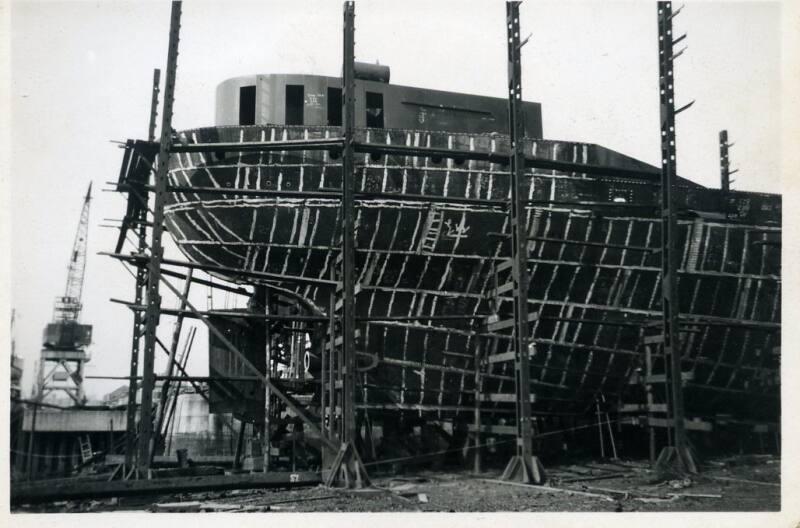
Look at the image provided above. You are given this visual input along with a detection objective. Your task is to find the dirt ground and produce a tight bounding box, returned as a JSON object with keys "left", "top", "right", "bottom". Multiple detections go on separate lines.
{"left": 13, "top": 454, "right": 780, "bottom": 513}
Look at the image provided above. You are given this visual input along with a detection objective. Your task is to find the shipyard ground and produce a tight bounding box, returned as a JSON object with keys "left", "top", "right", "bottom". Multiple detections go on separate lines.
{"left": 12, "top": 454, "right": 779, "bottom": 513}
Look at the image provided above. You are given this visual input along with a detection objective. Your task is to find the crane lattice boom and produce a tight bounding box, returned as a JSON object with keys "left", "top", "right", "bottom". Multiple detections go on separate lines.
{"left": 53, "top": 183, "right": 92, "bottom": 322}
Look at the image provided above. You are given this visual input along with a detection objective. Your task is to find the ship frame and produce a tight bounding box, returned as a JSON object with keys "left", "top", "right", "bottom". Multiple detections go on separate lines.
{"left": 107, "top": 0, "right": 780, "bottom": 488}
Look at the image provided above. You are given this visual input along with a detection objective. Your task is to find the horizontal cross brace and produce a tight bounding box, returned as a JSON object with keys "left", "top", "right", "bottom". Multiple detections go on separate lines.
{"left": 136, "top": 137, "right": 346, "bottom": 154}
{"left": 482, "top": 393, "right": 536, "bottom": 403}
{"left": 617, "top": 403, "right": 668, "bottom": 413}
{"left": 646, "top": 417, "right": 713, "bottom": 432}
{"left": 540, "top": 317, "right": 644, "bottom": 328}
{"left": 110, "top": 299, "right": 328, "bottom": 322}
{"left": 103, "top": 251, "right": 339, "bottom": 288}
{"left": 467, "top": 424, "right": 518, "bottom": 435}
{"left": 646, "top": 316, "right": 780, "bottom": 331}
{"left": 351, "top": 141, "right": 660, "bottom": 180}
{"left": 131, "top": 136, "right": 661, "bottom": 180}
{"left": 646, "top": 372, "right": 694, "bottom": 384}
{"left": 114, "top": 299, "right": 496, "bottom": 326}
{"left": 527, "top": 236, "right": 659, "bottom": 253}
{"left": 163, "top": 185, "right": 660, "bottom": 210}
{"left": 628, "top": 371, "right": 694, "bottom": 385}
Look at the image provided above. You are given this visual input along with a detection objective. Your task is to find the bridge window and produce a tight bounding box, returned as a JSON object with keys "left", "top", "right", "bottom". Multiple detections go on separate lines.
{"left": 366, "top": 91, "right": 384, "bottom": 128}
{"left": 239, "top": 85, "right": 256, "bottom": 125}
{"left": 327, "top": 87, "right": 342, "bottom": 126}
{"left": 285, "top": 84, "right": 305, "bottom": 125}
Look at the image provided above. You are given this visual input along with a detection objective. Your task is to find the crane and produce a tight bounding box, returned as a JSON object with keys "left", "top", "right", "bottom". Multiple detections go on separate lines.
{"left": 38, "top": 183, "right": 94, "bottom": 405}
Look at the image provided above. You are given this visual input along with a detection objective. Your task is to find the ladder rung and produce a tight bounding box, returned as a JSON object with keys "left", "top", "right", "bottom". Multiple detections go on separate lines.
{"left": 487, "top": 351, "right": 516, "bottom": 363}
{"left": 485, "top": 312, "right": 539, "bottom": 333}
{"left": 332, "top": 329, "right": 362, "bottom": 347}
{"left": 494, "top": 282, "right": 516, "bottom": 296}
{"left": 646, "top": 372, "right": 693, "bottom": 384}
{"left": 643, "top": 334, "right": 665, "bottom": 345}
{"left": 334, "top": 284, "right": 362, "bottom": 309}
{"left": 496, "top": 259, "right": 514, "bottom": 273}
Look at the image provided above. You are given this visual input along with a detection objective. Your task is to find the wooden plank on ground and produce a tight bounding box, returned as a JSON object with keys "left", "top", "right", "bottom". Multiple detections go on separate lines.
{"left": 11, "top": 471, "right": 321, "bottom": 505}
{"left": 478, "top": 478, "right": 614, "bottom": 501}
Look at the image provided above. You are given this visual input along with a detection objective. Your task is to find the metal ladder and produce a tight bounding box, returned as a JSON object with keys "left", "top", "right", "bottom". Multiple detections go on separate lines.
{"left": 685, "top": 219, "right": 704, "bottom": 271}
{"left": 419, "top": 207, "right": 443, "bottom": 253}
{"left": 79, "top": 434, "right": 93, "bottom": 463}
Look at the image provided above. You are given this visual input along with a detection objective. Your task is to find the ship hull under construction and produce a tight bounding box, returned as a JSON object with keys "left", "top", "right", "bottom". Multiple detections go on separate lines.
{"left": 164, "top": 124, "right": 781, "bottom": 426}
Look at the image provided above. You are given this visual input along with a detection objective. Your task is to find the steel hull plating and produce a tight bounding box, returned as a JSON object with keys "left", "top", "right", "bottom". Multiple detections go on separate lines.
{"left": 164, "top": 125, "right": 781, "bottom": 421}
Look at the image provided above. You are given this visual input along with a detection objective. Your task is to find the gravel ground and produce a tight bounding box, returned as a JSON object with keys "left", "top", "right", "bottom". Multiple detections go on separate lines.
{"left": 12, "top": 455, "right": 780, "bottom": 513}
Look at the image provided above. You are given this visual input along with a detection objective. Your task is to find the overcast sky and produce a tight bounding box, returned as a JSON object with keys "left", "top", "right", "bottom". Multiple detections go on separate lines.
{"left": 7, "top": 0, "right": 784, "bottom": 400}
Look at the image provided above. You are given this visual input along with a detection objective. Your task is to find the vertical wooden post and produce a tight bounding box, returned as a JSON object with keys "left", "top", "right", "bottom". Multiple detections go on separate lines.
{"left": 719, "top": 130, "right": 730, "bottom": 192}
{"left": 234, "top": 420, "right": 246, "bottom": 470}
{"left": 25, "top": 401, "right": 39, "bottom": 480}
{"left": 500, "top": 1, "right": 545, "bottom": 485}
{"left": 324, "top": 0, "right": 370, "bottom": 488}
{"left": 341, "top": 0, "right": 357, "bottom": 451}
{"left": 320, "top": 322, "right": 328, "bottom": 442}
{"left": 645, "top": 344, "right": 656, "bottom": 463}
{"left": 718, "top": 130, "right": 737, "bottom": 192}
{"left": 328, "top": 290, "right": 337, "bottom": 443}
{"left": 138, "top": 0, "right": 182, "bottom": 477}
{"left": 655, "top": 1, "right": 696, "bottom": 475}
{"left": 124, "top": 68, "right": 160, "bottom": 472}
{"left": 473, "top": 341, "right": 482, "bottom": 473}
{"left": 262, "top": 287, "right": 271, "bottom": 472}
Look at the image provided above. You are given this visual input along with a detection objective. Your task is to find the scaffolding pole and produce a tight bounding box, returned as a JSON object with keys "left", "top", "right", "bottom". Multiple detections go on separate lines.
{"left": 123, "top": 67, "right": 160, "bottom": 471}
{"left": 719, "top": 130, "right": 737, "bottom": 192}
{"left": 654, "top": 1, "right": 697, "bottom": 475}
{"left": 499, "top": 1, "right": 546, "bottom": 485}
{"left": 137, "top": 0, "right": 182, "bottom": 477}
{"left": 324, "top": 0, "right": 370, "bottom": 489}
